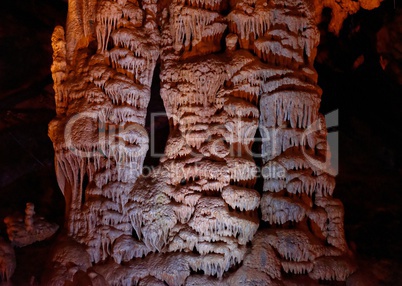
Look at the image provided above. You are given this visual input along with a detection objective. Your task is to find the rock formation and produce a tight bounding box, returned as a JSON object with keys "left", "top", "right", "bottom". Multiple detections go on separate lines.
{"left": 4, "top": 203, "right": 58, "bottom": 247}
{"left": 313, "top": 0, "right": 383, "bottom": 34}
{"left": 215, "top": 0, "right": 356, "bottom": 282}
{"left": 47, "top": 0, "right": 382, "bottom": 284}
{"left": 119, "top": 1, "right": 262, "bottom": 279}
{"left": 0, "top": 237, "right": 16, "bottom": 282}
{"left": 49, "top": 0, "right": 159, "bottom": 263}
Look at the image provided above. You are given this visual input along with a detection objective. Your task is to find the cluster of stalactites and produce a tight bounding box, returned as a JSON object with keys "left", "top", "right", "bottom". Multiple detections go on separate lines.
{"left": 228, "top": 0, "right": 319, "bottom": 66}
{"left": 120, "top": 0, "right": 265, "bottom": 279}
{"left": 49, "top": 0, "right": 160, "bottom": 263}
{"left": 167, "top": 0, "right": 227, "bottom": 57}
{"left": 225, "top": 0, "right": 355, "bottom": 282}
{"left": 226, "top": 0, "right": 382, "bottom": 40}
{"left": 46, "top": 0, "right": 368, "bottom": 283}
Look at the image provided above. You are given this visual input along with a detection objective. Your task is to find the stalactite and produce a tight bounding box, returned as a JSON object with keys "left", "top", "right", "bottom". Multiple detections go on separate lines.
{"left": 226, "top": 0, "right": 356, "bottom": 283}
{"left": 122, "top": 0, "right": 262, "bottom": 279}
{"left": 49, "top": 0, "right": 159, "bottom": 267}
{"left": 47, "top": 0, "right": 373, "bottom": 284}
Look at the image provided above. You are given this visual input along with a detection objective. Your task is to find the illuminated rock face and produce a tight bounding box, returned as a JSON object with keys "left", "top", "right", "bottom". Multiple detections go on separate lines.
{"left": 49, "top": 0, "right": 159, "bottom": 263}
{"left": 48, "top": 0, "right": 368, "bottom": 284}
{"left": 121, "top": 2, "right": 262, "bottom": 278}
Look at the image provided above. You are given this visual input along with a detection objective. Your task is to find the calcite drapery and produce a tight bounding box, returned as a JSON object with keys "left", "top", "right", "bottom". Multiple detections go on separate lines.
{"left": 47, "top": 0, "right": 381, "bottom": 284}
{"left": 49, "top": 0, "right": 159, "bottom": 262}
{"left": 123, "top": 0, "right": 262, "bottom": 276}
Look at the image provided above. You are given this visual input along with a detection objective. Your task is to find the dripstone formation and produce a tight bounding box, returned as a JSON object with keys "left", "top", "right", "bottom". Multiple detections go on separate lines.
{"left": 47, "top": 0, "right": 381, "bottom": 284}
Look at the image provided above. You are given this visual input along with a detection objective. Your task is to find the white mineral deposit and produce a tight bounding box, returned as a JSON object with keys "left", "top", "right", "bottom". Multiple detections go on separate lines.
{"left": 45, "top": 0, "right": 383, "bottom": 284}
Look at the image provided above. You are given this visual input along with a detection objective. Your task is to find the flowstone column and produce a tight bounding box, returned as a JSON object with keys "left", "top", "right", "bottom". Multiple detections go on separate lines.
{"left": 49, "top": 0, "right": 160, "bottom": 262}
{"left": 47, "top": 0, "right": 381, "bottom": 284}
{"left": 227, "top": 0, "right": 356, "bottom": 283}
{"left": 121, "top": 0, "right": 262, "bottom": 282}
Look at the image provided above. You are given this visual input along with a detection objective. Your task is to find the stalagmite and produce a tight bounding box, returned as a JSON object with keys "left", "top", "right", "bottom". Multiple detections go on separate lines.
{"left": 4, "top": 203, "right": 58, "bottom": 247}
{"left": 47, "top": 0, "right": 379, "bottom": 284}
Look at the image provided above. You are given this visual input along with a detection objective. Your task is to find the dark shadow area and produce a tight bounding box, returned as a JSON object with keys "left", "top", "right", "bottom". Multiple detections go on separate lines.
{"left": 144, "top": 63, "right": 170, "bottom": 168}
{"left": 316, "top": 1, "right": 402, "bottom": 283}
